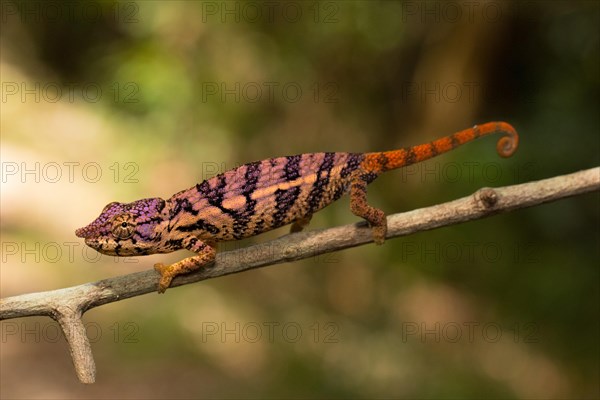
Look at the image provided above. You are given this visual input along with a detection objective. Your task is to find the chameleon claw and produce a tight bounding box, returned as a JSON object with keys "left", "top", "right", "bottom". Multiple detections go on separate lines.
{"left": 372, "top": 225, "right": 387, "bottom": 245}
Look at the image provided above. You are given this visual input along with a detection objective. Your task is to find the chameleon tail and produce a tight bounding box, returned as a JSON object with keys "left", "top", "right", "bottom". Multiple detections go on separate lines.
{"left": 360, "top": 121, "right": 519, "bottom": 174}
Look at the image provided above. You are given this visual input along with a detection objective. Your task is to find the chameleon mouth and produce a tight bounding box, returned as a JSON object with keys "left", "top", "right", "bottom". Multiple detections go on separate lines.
{"left": 81, "top": 237, "right": 101, "bottom": 250}
{"left": 83, "top": 238, "right": 116, "bottom": 255}
{"left": 84, "top": 238, "right": 98, "bottom": 246}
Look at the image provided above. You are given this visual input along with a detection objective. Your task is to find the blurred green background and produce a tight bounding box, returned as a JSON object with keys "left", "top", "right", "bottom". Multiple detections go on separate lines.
{"left": 1, "top": 1, "right": 598, "bottom": 398}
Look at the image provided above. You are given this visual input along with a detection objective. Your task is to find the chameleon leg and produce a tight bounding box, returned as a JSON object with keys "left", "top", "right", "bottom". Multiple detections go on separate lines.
{"left": 290, "top": 215, "right": 312, "bottom": 233}
{"left": 154, "top": 237, "right": 216, "bottom": 293}
{"left": 349, "top": 175, "right": 387, "bottom": 245}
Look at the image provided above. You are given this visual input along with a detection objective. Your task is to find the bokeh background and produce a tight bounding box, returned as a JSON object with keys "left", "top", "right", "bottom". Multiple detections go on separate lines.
{"left": 1, "top": 1, "right": 598, "bottom": 398}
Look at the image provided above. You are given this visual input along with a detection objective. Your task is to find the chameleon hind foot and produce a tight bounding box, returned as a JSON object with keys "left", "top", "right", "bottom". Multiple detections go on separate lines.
{"left": 349, "top": 175, "right": 387, "bottom": 245}
{"left": 370, "top": 223, "right": 387, "bottom": 245}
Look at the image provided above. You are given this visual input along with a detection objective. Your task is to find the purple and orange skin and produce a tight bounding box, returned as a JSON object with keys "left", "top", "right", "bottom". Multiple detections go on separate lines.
{"left": 76, "top": 122, "right": 518, "bottom": 293}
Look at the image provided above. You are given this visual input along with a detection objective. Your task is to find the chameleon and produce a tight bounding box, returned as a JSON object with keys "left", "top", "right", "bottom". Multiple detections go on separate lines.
{"left": 76, "top": 121, "right": 518, "bottom": 293}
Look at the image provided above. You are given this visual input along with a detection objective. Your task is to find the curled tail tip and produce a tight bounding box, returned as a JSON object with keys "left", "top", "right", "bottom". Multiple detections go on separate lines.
{"left": 496, "top": 121, "right": 519, "bottom": 158}
{"left": 477, "top": 121, "right": 519, "bottom": 158}
{"left": 497, "top": 135, "right": 518, "bottom": 157}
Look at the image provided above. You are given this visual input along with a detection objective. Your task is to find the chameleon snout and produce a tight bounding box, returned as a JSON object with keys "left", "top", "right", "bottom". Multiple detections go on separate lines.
{"left": 75, "top": 225, "right": 97, "bottom": 239}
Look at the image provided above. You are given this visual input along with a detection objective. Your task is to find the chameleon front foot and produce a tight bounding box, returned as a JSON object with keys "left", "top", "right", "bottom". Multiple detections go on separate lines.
{"left": 154, "top": 263, "right": 175, "bottom": 294}
{"left": 153, "top": 258, "right": 213, "bottom": 294}
{"left": 153, "top": 240, "right": 217, "bottom": 293}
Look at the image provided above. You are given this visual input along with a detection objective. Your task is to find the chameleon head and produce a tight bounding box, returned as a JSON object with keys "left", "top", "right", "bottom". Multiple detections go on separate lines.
{"left": 75, "top": 197, "right": 168, "bottom": 256}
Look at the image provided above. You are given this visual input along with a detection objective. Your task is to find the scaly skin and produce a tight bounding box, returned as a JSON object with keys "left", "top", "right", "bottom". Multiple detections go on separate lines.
{"left": 76, "top": 122, "right": 518, "bottom": 293}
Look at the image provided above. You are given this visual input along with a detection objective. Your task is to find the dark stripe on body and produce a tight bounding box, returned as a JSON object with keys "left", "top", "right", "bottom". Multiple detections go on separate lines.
{"left": 428, "top": 142, "right": 439, "bottom": 156}
{"left": 284, "top": 155, "right": 302, "bottom": 180}
{"left": 340, "top": 153, "right": 363, "bottom": 179}
{"left": 170, "top": 197, "right": 198, "bottom": 220}
{"left": 334, "top": 153, "right": 364, "bottom": 199}
{"left": 176, "top": 218, "right": 220, "bottom": 235}
{"left": 196, "top": 162, "right": 263, "bottom": 239}
{"left": 377, "top": 152, "right": 389, "bottom": 171}
{"left": 306, "top": 152, "right": 335, "bottom": 214}
{"left": 272, "top": 186, "right": 302, "bottom": 228}
{"left": 202, "top": 174, "right": 236, "bottom": 222}
{"left": 405, "top": 147, "right": 416, "bottom": 165}
{"left": 450, "top": 134, "right": 459, "bottom": 149}
{"left": 165, "top": 238, "right": 184, "bottom": 249}
{"left": 269, "top": 154, "right": 308, "bottom": 228}
{"left": 236, "top": 161, "right": 262, "bottom": 237}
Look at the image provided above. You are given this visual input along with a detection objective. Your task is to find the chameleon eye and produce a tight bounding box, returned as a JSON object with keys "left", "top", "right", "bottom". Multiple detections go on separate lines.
{"left": 111, "top": 214, "right": 135, "bottom": 240}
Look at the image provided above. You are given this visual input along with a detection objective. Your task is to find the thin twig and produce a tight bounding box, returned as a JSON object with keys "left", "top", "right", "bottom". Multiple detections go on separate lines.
{"left": 1, "top": 167, "right": 598, "bottom": 383}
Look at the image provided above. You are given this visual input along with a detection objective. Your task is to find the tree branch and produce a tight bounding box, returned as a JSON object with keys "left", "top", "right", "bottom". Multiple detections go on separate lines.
{"left": 1, "top": 167, "right": 598, "bottom": 383}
